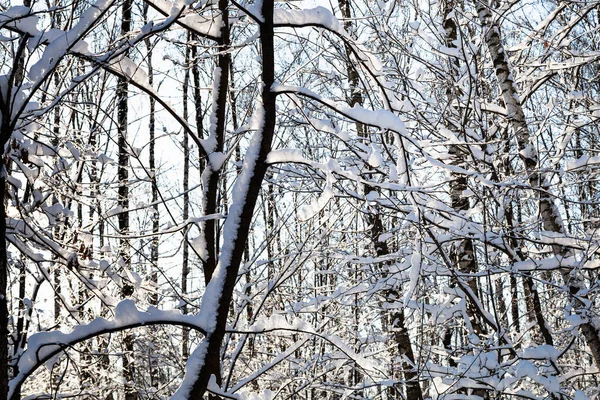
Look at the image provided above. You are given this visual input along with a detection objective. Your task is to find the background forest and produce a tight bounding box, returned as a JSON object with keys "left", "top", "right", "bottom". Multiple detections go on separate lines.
{"left": 1, "top": 0, "right": 600, "bottom": 398}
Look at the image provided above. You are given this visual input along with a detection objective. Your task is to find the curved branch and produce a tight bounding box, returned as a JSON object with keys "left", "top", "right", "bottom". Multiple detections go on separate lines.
{"left": 144, "top": 0, "right": 221, "bottom": 41}
{"left": 9, "top": 300, "right": 207, "bottom": 400}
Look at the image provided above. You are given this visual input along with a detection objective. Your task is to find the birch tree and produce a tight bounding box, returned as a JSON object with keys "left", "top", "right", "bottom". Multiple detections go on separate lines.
{"left": 3, "top": 0, "right": 600, "bottom": 399}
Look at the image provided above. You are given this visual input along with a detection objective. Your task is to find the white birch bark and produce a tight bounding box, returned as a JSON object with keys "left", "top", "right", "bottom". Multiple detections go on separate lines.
{"left": 477, "top": 0, "right": 600, "bottom": 368}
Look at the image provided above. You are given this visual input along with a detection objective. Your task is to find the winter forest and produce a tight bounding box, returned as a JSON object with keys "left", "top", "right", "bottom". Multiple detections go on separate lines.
{"left": 1, "top": 0, "right": 600, "bottom": 398}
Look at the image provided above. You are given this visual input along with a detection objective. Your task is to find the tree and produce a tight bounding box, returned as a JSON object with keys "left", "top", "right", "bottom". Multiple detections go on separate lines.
{"left": 3, "top": 0, "right": 600, "bottom": 399}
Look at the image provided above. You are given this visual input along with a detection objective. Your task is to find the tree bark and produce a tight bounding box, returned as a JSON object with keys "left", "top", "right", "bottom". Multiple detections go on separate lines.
{"left": 0, "top": 159, "right": 8, "bottom": 400}
{"left": 201, "top": 0, "right": 230, "bottom": 286}
{"left": 477, "top": 0, "right": 600, "bottom": 369}
{"left": 117, "top": 0, "right": 135, "bottom": 397}
{"left": 182, "top": 31, "right": 191, "bottom": 361}
{"left": 185, "top": 0, "right": 276, "bottom": 396}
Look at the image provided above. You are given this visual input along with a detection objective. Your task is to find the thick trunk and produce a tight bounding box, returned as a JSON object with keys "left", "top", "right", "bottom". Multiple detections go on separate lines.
{"left": 228, "top": 62, "right": 254, "bottom": 358}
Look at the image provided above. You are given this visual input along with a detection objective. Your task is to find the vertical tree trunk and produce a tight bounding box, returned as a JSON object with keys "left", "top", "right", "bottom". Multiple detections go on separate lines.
{"left": 440, "top": 2, "right": 489, "bottom": 397}
{"left": 229, "top": 62, "right": 254, "bottom": 357}
{"left": 476, "top": 0, "right": 600, "bottom": 368}
{"left": 5, "top": 5, "right": 32, "bottom": 397}
{"left": 0, "top": 151, "right": 8, "bottom": 400}
{"left": 201, "top": 0, "right": 230, "bottom": 286}
{"left": 52, "top": 77, "right": 62, "bottom": 328}
{"left": 142, "top": 3, "right": 160, "bottom": 388}
{"left": 117, "top": 0, "right": 135, "bottom": 397}
{"left": 185, "top": 0, "right": 276, "bottom": 396}
{"left": 182, "top": 32, "right": 191, "bottom": 361}
{"left": 337, "top": 2, "right": 422, "bottom": 398}
{"left": 191, "top": 38, "right": 205, "bottom": 178}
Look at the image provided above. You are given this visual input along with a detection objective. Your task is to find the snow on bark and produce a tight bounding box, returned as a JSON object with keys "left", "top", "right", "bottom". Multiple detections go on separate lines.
{"left": 477, "top": 0, "right": 600, "bottom": 369}
{"left": 198, "top": 100, "right": 264, "bottom": 332}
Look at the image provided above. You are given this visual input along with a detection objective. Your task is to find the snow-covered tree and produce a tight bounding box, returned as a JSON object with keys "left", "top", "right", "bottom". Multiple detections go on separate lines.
{"left": 2, "top": 0, "right": 600, "bottom": 398}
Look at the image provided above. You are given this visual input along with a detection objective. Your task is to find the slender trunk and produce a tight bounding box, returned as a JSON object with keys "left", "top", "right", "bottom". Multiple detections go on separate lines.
{"left": 118, "top": 0, "right": 135, "bottom": 397}
{"left": 6, "top": 4, "right": 32, "bottom": 396}
{"left": 477, "top": 0, "right": 600, "bottom": 368}
{"left": 52, "top": 71, "right": 62, "bottom": 327}
{"left": 266, "top": 177, "right": 275, "bottom": 280}
{"left": 440, "top": 3, "right": 489, "bottom": 397}
{"left": 186, "top": 0, "right": 275, "bottom": 395}
{"left": 372, "top": 221, "right": 423, "bottom": 400}
{"left": 337, "top": 1, "right": 422, "bottom": 397}
{"left": 182, "top": 33, "right": 191, "bottom": 361}
{"left": 142, "top": 3, "right": 159, "bottom": 307}
{"left": 9, "top": 3, "right": 34, "bottom": 390}
{"left": 0, "top": 154, "right": 8, "bottom": 400}
{"left": 192, "top": 38, "right": 205, "bottom": 178}
{"left": 201, "top": 0, "right": 230, "bottom": 286}
{"left": 142, "top": 3, "right": 160, "bottom": 388}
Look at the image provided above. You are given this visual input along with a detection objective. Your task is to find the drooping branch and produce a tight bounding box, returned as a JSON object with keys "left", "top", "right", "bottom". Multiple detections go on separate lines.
{"left": 8, "top": 300, "right": 207, "bottom": 400}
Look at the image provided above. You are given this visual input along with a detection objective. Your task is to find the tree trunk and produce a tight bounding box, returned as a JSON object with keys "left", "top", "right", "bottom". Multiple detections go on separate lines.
{"left": 143, "top": 2, "right": 161, "bottom": 388}
{"left": 117, "top": 0, "right": 135, "bottom": 397}
{"left": 0, "top": 156, "right": 8, "bottom": 400}
{"left": 337, "top": 1, "right": 423, "bottom": 397}
{"left": 201, "top": 0, "right": 230, "bottom": 286}
{"left": 182, "top": 31, "right": 191, "bottom": 361}
{"left": 185, "top": 0, "right": 276, "bottom": 396}
{"left": 476, "top": 0, "right": 600, "bottom": 368}
{"left": 441, "top": 2, "right": 489, "bottom": 397}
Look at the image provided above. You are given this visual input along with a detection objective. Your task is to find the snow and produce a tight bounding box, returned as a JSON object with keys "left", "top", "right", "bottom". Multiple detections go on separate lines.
{"left": 0, "top": 6, "right": 40, "bottom": 36}
{"left": 514, "top": 360, "right": 537, "bottom": 379}
{"left": 409, "top": 21, "right": 420, "bottom": 30}
{"left": 404, "top": 241, "right": 422, "bottom": 305}
{"left": 106, "top": 205, "right": 123, "bottom": 217}
{"left": 9, "top": 300, "right": 208, "bottom": 398}
{"left": 519, "top": 345, "right": 561, "bottom": 361}
{"left": 266, "top": 148, "right": 305, "bottom": 164}
{"left": 146, "top": 0, "right": 222, "bottom": 38}
{"left": 170, "top": 341, "right": 209, "bottom": 400}
{"left": 298, "top": 171, "right": 335, "bottom": 221}
{"left": 7, "top": 1, "right": 600, "bottom": 398}
{"left": 566, "top": 155, "right": 600, "bottom": 171}
{"left": 109, "top": 56, "right": 151, "bottom": 90}
{"left": 574, "top": 391, "right": 589, "bottom": 400}
{"left": 7, "top": 175, "right": 23, "bottom": 189}
{"left": 439, "top": 45, "right": 461, "bottom": 58}
{"left": 367, "top": 144, "right": 383, "bottom": 168}
{"left": 208, "top": 151, "right": 227, "bottom": 170}
{"left": 29, "top": 0, "right": 113, "bottom": 83}
{"left": 273, "top": 6, "right": 341, "bottom": 32}
{"left": 272, "top": 83, "right": 410, "bottom": 138}
{"left": 246, "top": 0, "right": 264, "bottom": 22}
